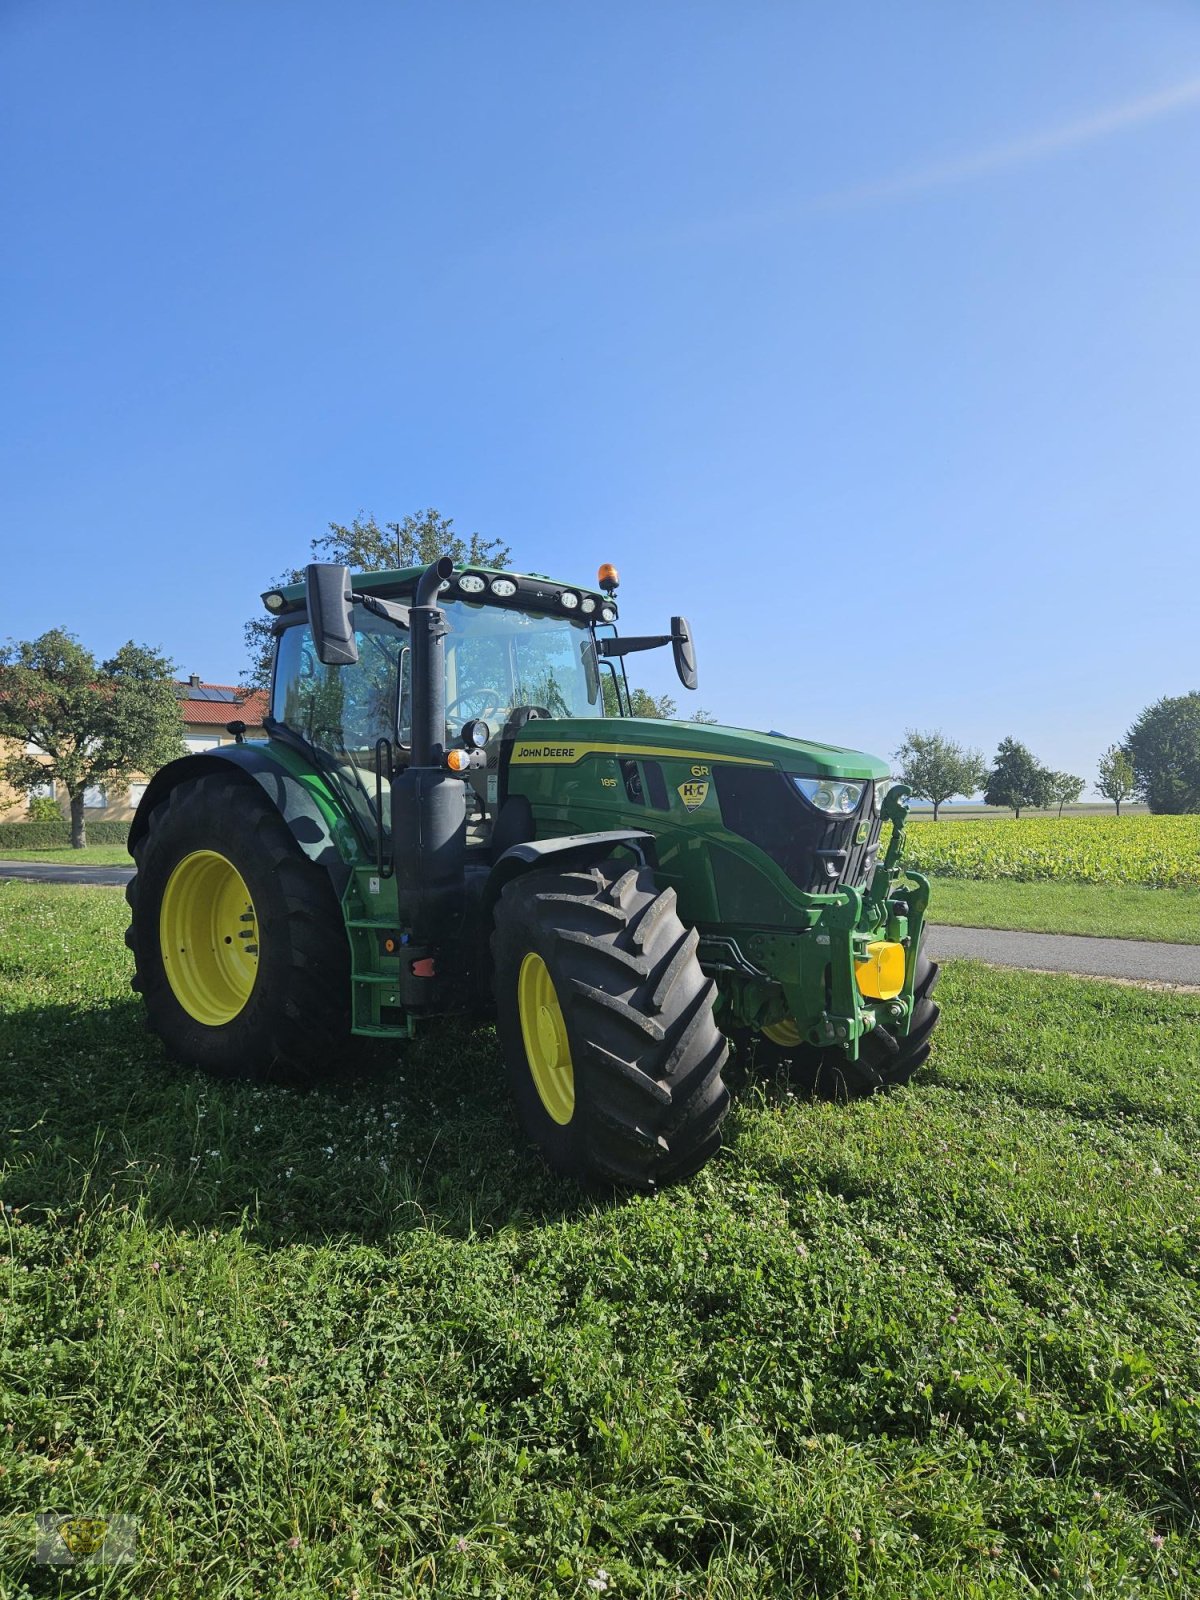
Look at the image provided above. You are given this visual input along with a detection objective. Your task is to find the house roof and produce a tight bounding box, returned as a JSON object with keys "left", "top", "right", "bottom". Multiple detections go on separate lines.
{"left": 177, "top": 681, "right": 268, "bottom": 728}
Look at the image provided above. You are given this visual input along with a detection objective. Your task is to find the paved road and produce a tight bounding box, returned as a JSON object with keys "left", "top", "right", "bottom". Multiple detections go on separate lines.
{"left": 0, "top": 859, "right": 134, "bottom": 888}
{"left": 3, "top": 860, "right": 1198, "bottom": 984}
{"left": 925, "top": 924, "right": 1200, "bottom": 986}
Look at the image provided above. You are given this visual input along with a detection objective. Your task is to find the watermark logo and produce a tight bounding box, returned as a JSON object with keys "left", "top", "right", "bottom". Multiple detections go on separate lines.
{"left": 35, "top": 1513, "right": 137, "bottom": 1565}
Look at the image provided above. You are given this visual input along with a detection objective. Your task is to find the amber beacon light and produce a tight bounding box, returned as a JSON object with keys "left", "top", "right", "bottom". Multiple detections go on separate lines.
{"left": 597, "top": 563, "right": 619, "bottom": 594}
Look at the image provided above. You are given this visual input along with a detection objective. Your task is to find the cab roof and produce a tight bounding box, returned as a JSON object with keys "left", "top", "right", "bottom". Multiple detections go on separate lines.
{"left": 270, "top": 563, "right": 617, "bottom": 619}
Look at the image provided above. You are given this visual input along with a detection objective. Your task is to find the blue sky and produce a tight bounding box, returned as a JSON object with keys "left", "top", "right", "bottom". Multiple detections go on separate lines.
{"left": 3, "top": 2, "right": 1198, "bottom": 791}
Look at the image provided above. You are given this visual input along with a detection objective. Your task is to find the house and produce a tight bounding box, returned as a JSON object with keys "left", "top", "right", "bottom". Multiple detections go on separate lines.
{"left": 178, "top": 676, "right": 269, "bottom": 752}
{"left": 0, "top": 677, "right": 269, "bottom": 824}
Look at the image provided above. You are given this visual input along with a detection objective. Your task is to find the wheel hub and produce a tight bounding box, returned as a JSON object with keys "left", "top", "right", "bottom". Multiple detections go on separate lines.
{"left": 517, "top": 951, "right": 575, "bottom": 1125}
{"left": 159, "top": 849, "right": 259, "bottom": 1026}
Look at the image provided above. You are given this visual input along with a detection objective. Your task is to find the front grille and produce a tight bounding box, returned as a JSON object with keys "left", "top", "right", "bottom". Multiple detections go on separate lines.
{"left": 713, "top": 768, "right": 880, "bottom": 894}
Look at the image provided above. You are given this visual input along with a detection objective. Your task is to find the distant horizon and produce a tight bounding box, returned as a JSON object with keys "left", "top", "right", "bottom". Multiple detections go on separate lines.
{"left": 906, "top": 797, "right": 1141, "bottom": 811}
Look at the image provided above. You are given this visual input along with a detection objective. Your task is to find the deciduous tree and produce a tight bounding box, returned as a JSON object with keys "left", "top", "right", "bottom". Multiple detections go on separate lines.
{"left": 600, "top": 678, "right": 677, "bottom": 719}
{"left": 892, "top": 729, "right": 987, "bottom": 821}
{"left": 1048, "top": 770, "right": 1085, "bottom": 818}
{"left": 1096, "top": 744, "right": 1138, "bottom": 816}
{"left": 983, "top": 737, "right": 1053, "bottom": 819}
{"left": 0, "top": 630, "right": 184, "bottom": 847}
{"left": 1124, "top": 692, "right": 1200, "bottom": 814}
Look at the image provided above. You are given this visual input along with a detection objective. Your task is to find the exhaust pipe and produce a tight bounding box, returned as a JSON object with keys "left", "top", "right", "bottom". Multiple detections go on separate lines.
{"left": 409, "top": 555, "right": 454, "bottom": 767}
{"left": 391, "top": 556, "right": 465, "bottom": 983}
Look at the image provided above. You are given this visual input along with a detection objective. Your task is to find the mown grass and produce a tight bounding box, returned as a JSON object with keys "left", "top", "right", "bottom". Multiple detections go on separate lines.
{"left": 929, "top": 879, "right": 1200, "bottom": 945}
{"left": 1, "top": 881, "right": 1198, "bottom": 1597}
{"left": 0, "top": 846, "right": 131, "bottom": 865}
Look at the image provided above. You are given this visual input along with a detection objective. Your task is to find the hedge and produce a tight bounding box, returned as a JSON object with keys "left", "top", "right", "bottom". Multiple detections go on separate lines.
{"left": 0, "top": 821, "right": 131, "bottom": 851}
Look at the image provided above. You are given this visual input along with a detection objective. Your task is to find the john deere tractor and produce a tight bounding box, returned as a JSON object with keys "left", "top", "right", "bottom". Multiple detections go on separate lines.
{"left": 127, "top": 556, "right": 938, "bottom": 1188}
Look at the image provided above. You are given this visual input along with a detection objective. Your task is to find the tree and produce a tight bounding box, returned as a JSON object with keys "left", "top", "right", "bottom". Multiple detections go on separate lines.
{"left": 1048, "top": 770, "right": 1085, "bottom": 818}
{"left": 600, "top": 676, "right": 676, "bottom": 719}
{"left": 690, "top": 708, "right": 720, "bottom": 724}
{"left": 1124, "top": 692, "right": 1200, "bottom": 814}
{"left": 891, "top": 729, "right": 987, "bottom": 821}
{"left": 629, "top": 688, "right": 677, "bottom": 719}
{"left": 1096, "top": 744, "right": 1138, "bottom": 816}
{"left": 0, "top": 630, "right": 184, "bottom": 847}
{"left": 983, "top": 737, "right": 1054, "bottom": 818}
{"left": 242, "top": 509, "right": 513, "bottom": 689}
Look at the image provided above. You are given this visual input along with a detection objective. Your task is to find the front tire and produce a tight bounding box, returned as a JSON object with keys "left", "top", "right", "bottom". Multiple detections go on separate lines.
{"left": 492, "top": 861, "right": 730, "bottom": 1190}
{"left": 126, "top": 774, "right": 351, "bottom": 1084}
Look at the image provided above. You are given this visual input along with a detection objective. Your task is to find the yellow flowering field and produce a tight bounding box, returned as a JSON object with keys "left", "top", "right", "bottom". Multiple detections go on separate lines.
{"left": 899, "top": 813, "right": 1200, "bottom": 888}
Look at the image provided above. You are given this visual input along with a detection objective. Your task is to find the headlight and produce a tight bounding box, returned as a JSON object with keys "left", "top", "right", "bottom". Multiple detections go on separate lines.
{"left": 600, "top": 604, "right": 616, "bottom": 623}
{"left": 458, "top": 573, "right": 486, "bottom": 595}
{"left": 792, "top": 777, "right": 865, "bottom": 814}
{"left": 489, "top": 577, "right": 517, "bottom": 598}
{"left": 560, "top": 591, "right": 579, "bottom": 610}
{"left": 580, "top": 596, "right": 596, "bottom": 614}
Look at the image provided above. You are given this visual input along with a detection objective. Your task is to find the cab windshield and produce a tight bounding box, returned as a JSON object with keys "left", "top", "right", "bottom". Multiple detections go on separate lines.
{"left": 428, "top": 601, "right": 602, "bottom": 742}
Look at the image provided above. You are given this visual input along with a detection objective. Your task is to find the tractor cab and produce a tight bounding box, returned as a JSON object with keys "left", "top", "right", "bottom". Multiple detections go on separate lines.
{"left": 265, "top": 564, "right": 634, "bottom": 855}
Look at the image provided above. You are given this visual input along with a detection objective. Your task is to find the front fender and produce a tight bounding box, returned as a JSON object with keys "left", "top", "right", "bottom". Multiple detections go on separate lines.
{"left": 482, "top": 829, "right": 657, "bottom": 919}
{"left": 128, "top": 745, "right": 355, "bottom": 896}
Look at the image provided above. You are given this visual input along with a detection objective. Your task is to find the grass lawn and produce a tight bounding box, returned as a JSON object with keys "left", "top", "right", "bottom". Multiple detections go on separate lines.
{"left": 929, "top": 878, "right": 1200, "bottom": 945}
{"left": 1, "top": 881, "right": 1198, "bottom": 1597}
{"left": 0, "top": 844, "right": 131, "bottom": 865}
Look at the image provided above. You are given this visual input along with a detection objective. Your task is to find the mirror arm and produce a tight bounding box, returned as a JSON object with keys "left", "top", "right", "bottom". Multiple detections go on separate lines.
{"left": 596, "top": 635, "right": 672, "bottom": 657}
{"left": 353, "top": 591, "right": 411, "bottom": 629}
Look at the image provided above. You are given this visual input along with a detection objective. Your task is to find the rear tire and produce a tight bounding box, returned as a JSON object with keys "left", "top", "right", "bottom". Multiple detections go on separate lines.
{"left": 492, "top": 861, "right": 730, "bottom": 1190}
{"left": 750, "top": 942, "right": 940, "bottom": 1099}
{"left": 126, "top": 774, "right": 351, "bottom": 1084}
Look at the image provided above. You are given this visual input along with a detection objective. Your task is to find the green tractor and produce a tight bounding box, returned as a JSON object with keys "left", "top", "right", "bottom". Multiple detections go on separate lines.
{"left": 126, "top": 556, "right": 938, "bottom": 1188}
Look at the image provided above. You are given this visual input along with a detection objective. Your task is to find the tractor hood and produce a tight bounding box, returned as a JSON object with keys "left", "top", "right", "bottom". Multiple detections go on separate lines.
{"left": 508, "top": 717, "right": 890, "bottom": 781}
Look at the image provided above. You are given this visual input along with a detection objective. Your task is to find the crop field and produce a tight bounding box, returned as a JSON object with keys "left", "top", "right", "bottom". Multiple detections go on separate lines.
{"left": 2, "top": 881, "right": 1199, "bottom": 1597}
{"left": 901, "top": 814, "right": 1200, "bottom": 889}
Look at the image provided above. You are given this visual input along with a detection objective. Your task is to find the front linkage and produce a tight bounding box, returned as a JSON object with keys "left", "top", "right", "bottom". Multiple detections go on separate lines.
{"left": 711, "top": 784, "right": 932, "bottom": 1067}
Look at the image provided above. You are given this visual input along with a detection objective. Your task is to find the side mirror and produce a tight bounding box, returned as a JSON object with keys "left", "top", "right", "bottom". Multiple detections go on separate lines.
{"left": 671, "top": 616, "right": 698, "bottom": 691}
{"left": 306, "top": 563, "right": 359, "bottom": 667}
{"left": 580, "top": 637, "right": 601, "bottom": 705}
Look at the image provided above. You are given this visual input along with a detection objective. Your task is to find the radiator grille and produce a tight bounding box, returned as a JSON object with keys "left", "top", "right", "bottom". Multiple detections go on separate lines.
{"left": 712, "top": 769, "right": 880, "bottom": 894}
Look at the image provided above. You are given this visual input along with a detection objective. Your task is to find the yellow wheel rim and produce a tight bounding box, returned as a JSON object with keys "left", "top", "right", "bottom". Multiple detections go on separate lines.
{"left": 517, "top": 951, "right": 575, "bottom": 1125}
{"left": 159, "top": 850, "right": 259, "bottom": 1025}
{"left": 762, "top": 1016, "right": 803, "bottom": 1047}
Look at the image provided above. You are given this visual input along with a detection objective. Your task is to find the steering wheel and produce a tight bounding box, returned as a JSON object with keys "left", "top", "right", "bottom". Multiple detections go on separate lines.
{"left": 446, "top": 689, "right": 506, "bottom": 727}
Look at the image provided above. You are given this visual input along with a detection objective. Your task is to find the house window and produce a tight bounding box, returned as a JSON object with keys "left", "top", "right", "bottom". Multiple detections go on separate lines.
{"left": 185, "top": 736, "right": 219, "bottom": 752}
{"left": 128, "top": 783, "right": 148, "bottom": 806}
{"left": 29, "top": 780, "right": 55, "bottom": 799}
{"left": 83, "top": 786, "right": 107, "bottom": 809}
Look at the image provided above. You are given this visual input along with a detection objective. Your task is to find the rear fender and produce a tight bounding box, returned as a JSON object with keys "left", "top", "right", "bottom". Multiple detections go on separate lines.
{"left": 128, "top": 747, "right": 354, "bottom": 896}
{"left": 483, "top": 830, "right": 657, "bottom": 920}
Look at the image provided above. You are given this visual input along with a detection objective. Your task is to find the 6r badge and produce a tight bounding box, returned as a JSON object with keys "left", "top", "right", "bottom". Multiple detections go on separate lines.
{"left": 677, "top": 779, "right": 710, "bottom": 811}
